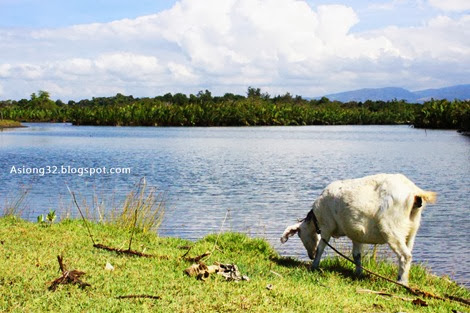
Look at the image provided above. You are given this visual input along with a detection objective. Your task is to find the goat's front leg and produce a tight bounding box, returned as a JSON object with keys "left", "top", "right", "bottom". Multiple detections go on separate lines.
{"left": 352, "top": 241, "right": 363, "bottom": 276}
{"left": 311, "top": 233, "right": 330, "bottom": 271}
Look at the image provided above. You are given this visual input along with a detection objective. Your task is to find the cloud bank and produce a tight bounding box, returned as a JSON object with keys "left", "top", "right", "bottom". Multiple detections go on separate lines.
{"left": 0, "top": 0, "right": 469, "bottom": 99}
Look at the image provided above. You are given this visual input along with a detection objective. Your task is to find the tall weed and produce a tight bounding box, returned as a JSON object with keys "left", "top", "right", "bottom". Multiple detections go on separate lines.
{"left": 1, "top": 186, "right": 30, "bottom": 217}
{"left": 108, "top": 178, "right": 165, "bottom": 233}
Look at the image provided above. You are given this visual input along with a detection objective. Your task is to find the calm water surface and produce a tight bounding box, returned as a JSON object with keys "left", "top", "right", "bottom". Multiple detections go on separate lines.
{"left": 1, "top": 124, "right": 469, "bottom": 286}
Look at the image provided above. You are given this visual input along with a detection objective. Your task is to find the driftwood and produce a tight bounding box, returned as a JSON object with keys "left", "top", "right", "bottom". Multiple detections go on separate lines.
{"left": 48, "top": 256, "right": 91, "bottom": 291}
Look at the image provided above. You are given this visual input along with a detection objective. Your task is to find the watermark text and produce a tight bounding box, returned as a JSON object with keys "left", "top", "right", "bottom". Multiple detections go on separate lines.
{"left": 9, "top": 165, "right": 131, "bottom": 177}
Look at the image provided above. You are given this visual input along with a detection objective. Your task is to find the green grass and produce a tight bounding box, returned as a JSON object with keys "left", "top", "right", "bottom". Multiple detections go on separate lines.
{"left": 0, "top": 216, "right": 468, "bottom": 312}
{"left": 0, "top": 119, "right": 23, "bottom": 128}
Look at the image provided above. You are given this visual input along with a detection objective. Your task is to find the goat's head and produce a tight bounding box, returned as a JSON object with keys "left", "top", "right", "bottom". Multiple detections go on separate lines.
{"left": 280, "top": 210, "right": 320, "bottom": 259}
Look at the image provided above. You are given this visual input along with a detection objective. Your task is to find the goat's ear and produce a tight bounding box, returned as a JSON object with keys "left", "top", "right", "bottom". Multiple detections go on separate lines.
{"left": 280, "top": 222, "right": 301, "bottom": 244}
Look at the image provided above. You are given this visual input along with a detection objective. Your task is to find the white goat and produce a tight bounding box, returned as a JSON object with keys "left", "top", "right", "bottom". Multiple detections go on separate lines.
{"left": 280, "top": 173, "right": 436, "bottom": 285}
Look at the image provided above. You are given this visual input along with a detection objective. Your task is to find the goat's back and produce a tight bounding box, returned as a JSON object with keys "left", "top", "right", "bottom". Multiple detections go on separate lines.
{"left": 314, "top": 173, "right": 436, "bottom": 242}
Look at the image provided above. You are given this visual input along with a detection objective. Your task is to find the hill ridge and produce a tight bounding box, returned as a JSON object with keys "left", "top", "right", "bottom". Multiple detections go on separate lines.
{"left": 324, "top": 84, "right": 470, "bottom": 102}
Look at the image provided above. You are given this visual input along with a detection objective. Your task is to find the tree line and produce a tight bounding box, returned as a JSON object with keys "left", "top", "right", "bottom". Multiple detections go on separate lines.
{"left": 0, "top": 89, "right": 468, "bottom": 131}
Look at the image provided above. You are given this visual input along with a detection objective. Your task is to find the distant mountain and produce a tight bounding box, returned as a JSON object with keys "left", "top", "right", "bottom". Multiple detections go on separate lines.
{"left": 413, "top": 85, "right": 470, "bottom": 102}
{"left": 324, "top": 84, "right": 470, "bottom": 103}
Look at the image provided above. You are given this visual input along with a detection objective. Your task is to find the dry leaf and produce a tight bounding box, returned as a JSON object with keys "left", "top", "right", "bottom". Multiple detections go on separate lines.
{"left": 412, "top": 298, "right": 428, "bottom": 307}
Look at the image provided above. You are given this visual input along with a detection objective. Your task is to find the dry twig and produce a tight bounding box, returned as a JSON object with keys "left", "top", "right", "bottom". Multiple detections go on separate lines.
{"left": 357, "top": 288, "right": 429, "bottom": 307}
{"left": 66, "top": 185, "right": 96, "bottom": 245}
{"left": 48, "top": 256, "right": 91, "bottom": 291}
{"left": 93, "top": 243, "right": 155, "bottom": 258}
{"left": 117, "top": 295, "right": 161, "bottom": 300}
{"left": 184, "top": 251, "right": 211, "bottom": 262}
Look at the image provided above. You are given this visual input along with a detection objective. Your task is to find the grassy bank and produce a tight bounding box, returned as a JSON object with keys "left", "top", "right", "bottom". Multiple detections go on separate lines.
{"left": 0, "top": 216, "right": 468, "bottom": 312}
{"left": 0, "top": 119, "right": 23, "bottom": 128}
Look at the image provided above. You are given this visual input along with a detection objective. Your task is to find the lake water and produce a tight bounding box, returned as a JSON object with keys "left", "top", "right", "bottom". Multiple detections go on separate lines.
{"left": 1, "top": 123, "right": 469, "bottom": 286}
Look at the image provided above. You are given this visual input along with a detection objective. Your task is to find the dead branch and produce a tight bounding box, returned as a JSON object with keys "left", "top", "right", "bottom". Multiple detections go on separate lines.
{"left": 184, "top": 251, "right": 211, "bottom": 262}
{"left": 357, "top": 288, "right": 428, "bottom": 307}
{"left": 270, "top": 270, "right": 283, "bottom": 278}
{"left": 357, "top": 288, "right": 414, "bottom": 301}
{"left": 93, "top": 243, "right": 155, "bottom": 258}
{"left": 324, "top": 239, "right": 454, "bottom": 304}
{"left": 117, "top": 295, "right": 161, "bottom": 300}
{"left": 180, "top": 246, "right": 193, "bottom": 258}
{"left": 178, "top": 245, "right": 192, "bottom": 250}
{"left": 445, "top": 295, "right": 470, "bottom": 306}
{"left": 57, "top": 255, "right": 66, "bottom": 272}
{"left": 66, "top": 186, "right": 96, "bottom": 245}
{"left": 48, "top": 256, "right": 91, "bottom": 291}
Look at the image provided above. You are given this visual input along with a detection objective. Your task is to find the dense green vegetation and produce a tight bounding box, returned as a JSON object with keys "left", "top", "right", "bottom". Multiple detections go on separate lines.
{"left": 0, "top": 89, "right": 469, "bottom": 130}
{"left": 414, "top": 98, "right": 470, "bottom": 131}
{"left": 1, "top": 216, "right": 468, "bottom": 312}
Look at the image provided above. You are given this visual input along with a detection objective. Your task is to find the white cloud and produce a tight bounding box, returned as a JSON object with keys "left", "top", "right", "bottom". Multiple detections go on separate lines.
{"left": 0, "top": 63, "right": 11, "bottom": 77}
{"left": 94, "top": 52, "right": 163, "bottom": 80}
{"left": 0, "top": 0, "right": 468, "bottom": 99}
{"left": 56, "top": 58, "right": 94, "bottom": 76}
{"left": 168, "top": 62, "right": 199, "bottom": 83}
{"left": 377, "top": 15, "right": 470, "bottom": 61}
{"left": 428, "top": 0, "right": 470, "bottom": 12}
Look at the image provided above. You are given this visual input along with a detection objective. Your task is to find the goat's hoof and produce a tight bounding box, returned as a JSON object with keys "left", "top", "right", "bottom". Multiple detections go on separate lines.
{"left": 397, "top": 278, "right": 409, "bottom": 286}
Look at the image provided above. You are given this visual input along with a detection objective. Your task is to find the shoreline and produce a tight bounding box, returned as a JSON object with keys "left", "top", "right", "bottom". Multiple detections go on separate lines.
{"left": 1, "top": 216, "right": 468, "bottom": 312}
{"left": 0, "top": 119, "right": 26, "bottom": 129}
{"left": 7, "top": 121, "right": 467, "bottom": 133}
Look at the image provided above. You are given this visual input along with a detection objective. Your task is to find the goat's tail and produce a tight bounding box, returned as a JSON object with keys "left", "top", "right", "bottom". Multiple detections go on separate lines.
{"left": 409, "top": 190, "right": 437, "bottom": 220}
{"left": 417, "top": 191, "right": 437, "bottom": 204}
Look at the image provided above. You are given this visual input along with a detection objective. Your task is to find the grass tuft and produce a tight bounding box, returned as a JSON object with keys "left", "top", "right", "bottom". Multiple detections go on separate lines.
{"left": 108, "top": 178, "right": 165, "bottom": 233}
{"left": 66, "top": 178, "right": 165, "bottom": 234}
{"left": 1, "top": 187, "right": 30, "bottom": 218}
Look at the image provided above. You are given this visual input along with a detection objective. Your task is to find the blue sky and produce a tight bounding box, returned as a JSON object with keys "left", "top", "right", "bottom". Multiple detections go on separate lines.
{"left": 0, "top": 0, "right": 176, "bottom": 28}
{"left": 0, "top": 0, "right": 451, "bottom": 30}
{"left": 0, "top": 0, "right": 469, "bottom": 100}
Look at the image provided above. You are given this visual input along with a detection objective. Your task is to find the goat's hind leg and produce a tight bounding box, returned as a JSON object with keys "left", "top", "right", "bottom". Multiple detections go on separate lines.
{"left": 352, "top": 241, "right": 363, "bottom": 276}
{"left": 387, "top": 239, "right": 412, "bottom": 285}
